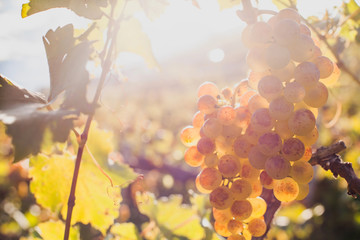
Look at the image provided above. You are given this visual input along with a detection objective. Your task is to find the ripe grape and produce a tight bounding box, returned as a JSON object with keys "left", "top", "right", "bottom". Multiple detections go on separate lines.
{"left": 222, "top": 124, "right": 242, "bottom": 139}
{"left": 269, "top": 96, "right": 294, "bottom": 121}
{"left": 215, "top": 135, "right": 235, "bottom": 156}
{"left": 214, "top": 220, "right": 232, "bottom": 237}
{"left": 218, "top": 105, "right": 236, "bottom": 126}
{"left": 240, "top": 90, "right": 257, "bottom": 106}
{"left": 248, "top": 70, "right": 271, "bottom": 90}
{"left": 257, "top": 132, "right": 282, "bottom": 156}
{"left": 234, "top": 79, "right": 249, "bottom": 98}
{"left": 257, "top": 75, "right": 283, "bottom": 102}
{"left": 227, "top": 219, "right": 244, "bottom": 234}
{"left": 296, "top": 183, "right": 310, "bottom": 200}
{"left": 294, "top": 61, "right": 320, "bottom": 90}
{"left": 290, "top": 161, "right": 314, "bottom": 183}
{"left": 240, "top": 160, "right": 260, "bottom": 180}
{"left": 198, "top": 81, "right": 219, "bottom": 98}
{"left": 313, "top": 56, "right": 334, "bottom": 79}
{"left": 234, "top": 106, "right": 251, "bottom": 129}
{"left": 202, "top": 118, "right": 222, "bottom": 139}
{"left": 265, "top": 155, "right": 291, "bottom": 179}
{"left": 248, "top": 145, "right": 268, "bottom": 169}
{"left": 195, "top": 174, "right": 211, "bottom": 193}
{"left": 303, "top": 81, "right": 328, "bottom": 108}
{"left": 197, "top": 94, "right": 218, "bottom": 114}
{"left": 271, "top": 61, "right": 295, "bottom": 82}
{"left": 247, "top": 218, "right": 266, "bottom": 237}
{"left": 197, "top": 137, "right": 215, "bottom": 155}
{"left": 231, "top": 200, "right": 253, "bottom": 220}
{"left": 246, "top": 48, "right": 269, "bottom": 72}
{"left": 282, "top": 137, "right": 305, "bottom": 161}
{"left": 210, "top": 186, "right": 234, "bottom": 209}
{"left": 297, "top": 126, "right": 318, "bottom": 146}
{"left": 233, "top": 135, "right": 253, "bottom": 158}
{"left": 288, "top": 108, "right": 316, "bottom": 136}
{"left": 198, "top": 167, "right": 222, "bottom": 190}
{"left": 184, "top": 146, "right": 204, "bottom": 167}
{"left": 273, "top": 177, "right": 299, "bottom": 202}
{"left": 274, "top": 19, "right": 300, "bottom": 46}
{"left": 275, "top": 120, "right": 294, "bottom": 140}
{"left": 218, "top": 154, "right": 241, "bottom": 178}
{"left": 204, "top": 153, "right": 219, "bottom": 167}
{"left": 277, "top": 8, "right": 301, "bottom": 23}
{"left": 289, "top": 34, "right": 316, "bottom": 62}
{"left": 192, "top": 111, "right": 204, "bottom": 128}
{"left": 180, "top": 126, "right": 200, "bottom": 147}
{"left": 250, "top": 108, "right": 275, "bottom": 132}
{"left": 213, "top": 207, "right": 232, "bottom": 223}
{"left": 266, "top": 43, "right": 291, "bottom": 69}
{"left": 230, "top": 179, "right": 252, "bottom": 200}
{"left": 248, "top": 22, "right": 273, "bottom": 47}
{"left": 222, "top": 87, "right": 233, "bottom": 101}
{"left": 248, "top": 94, "right": 269, "bottom": 113}
{"left": 248, "top": 197, "right": 267, "bottom": 218}
{"left": 299, "top": 23, "right": 311, "bottom": 36}
{"left": 250, "top": 179, "right": 263, "bottom": 198}
{"left": 244, "top": 124, "right": 264, "bottom": 145}
{"left": 228, "top": 235, "right": 246, "bottom": 240}
{"left": 284, "top": 81, "right": 306, "bottom": 103}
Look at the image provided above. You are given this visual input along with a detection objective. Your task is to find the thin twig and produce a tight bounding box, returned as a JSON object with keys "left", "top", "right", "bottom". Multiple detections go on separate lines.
{"left": 63, "top": 1, "right": 129, "bottom": 239}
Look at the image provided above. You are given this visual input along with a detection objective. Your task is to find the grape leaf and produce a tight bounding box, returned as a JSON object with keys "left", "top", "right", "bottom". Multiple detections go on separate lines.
{"left": 43, "top": 24, "right": 92, "bottom": 113}
{"left": 217, "top": 0, "right": 241, "bottom": 10}
{"left": 29, "top": 153, "right": 138, "bottom": 235}
{"left": 110, "top": 223, "right": 141, "bottom": 240}
{"left": 138, "top": 0, "right": 169, "bottom": 21}
{"left": 21, "top": 0, "right": 108, "bottom": 19}
{"left": 117, "top": 17, "right": 159, "bottom": 69}
{"left": 138, "top": 193, "right": 205, "bottom": 239}
{"left": 0, "top": 75, "right": 76, "bottom": 162}
{"left": 272, "top": 0, "right": 297, "bottom": 10}
{"left": 38, "top": 220, "right": 80, "bottom": 240}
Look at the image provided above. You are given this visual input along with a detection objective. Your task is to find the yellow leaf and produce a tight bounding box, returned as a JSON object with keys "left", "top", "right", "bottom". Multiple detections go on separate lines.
{"left": 38, "top": 220, "right": 79, "bottom": 240}
{"left": 117, "top": 17, "right": 159, "bottom": 69}
{"left": 217, "top": 0, "right": 241, "bottom": 10}
{"left": 29, "top": 153, "right": 137, "bottom": 235}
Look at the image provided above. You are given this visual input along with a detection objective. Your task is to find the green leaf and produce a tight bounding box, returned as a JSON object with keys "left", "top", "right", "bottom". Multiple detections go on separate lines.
{"left": 43, "top": 24, "right": 92, "bottom": 113}
{"left": 29, "top": 153, "right": 138, "bottom": 235}
{"left": 0, "top": 75, "right": 76, "bottom": 162}
{"left": 21, "top": 0, "right": 108, "bottom": 19}
{"left": 138, "top": 193, "right": 205, "bottom": 239}
{"left": 272, "top": 0, "right": 297, "bottom": 10}
{"left": 110, "top": 223, "right": 141, "bottom": 240}
{"left": 217, "top": 0, "right": 241, "bottom": 10}
{"left": 117, "top": 17, "right": 159, "bottom": 69}
{"left": 38, "top": 220, "right": 79, "bottom": 240}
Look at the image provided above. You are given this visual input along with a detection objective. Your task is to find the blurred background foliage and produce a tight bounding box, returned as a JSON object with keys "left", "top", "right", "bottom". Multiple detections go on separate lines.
{"left": 2, "top": 0, "right": 360, "bottom": 239}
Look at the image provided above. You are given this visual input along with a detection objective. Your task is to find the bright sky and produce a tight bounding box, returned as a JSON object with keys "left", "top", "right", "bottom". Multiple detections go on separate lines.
{"left": 0, "top": 0, "right": 343, "bottom": 91}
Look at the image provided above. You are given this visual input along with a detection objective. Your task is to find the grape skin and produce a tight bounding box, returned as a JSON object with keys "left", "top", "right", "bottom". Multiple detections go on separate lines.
{"left": 210, "top": 186, "right": 234, "bottom": 210}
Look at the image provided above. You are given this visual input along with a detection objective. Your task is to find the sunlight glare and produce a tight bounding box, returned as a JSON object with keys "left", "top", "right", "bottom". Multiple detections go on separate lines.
{"left": 208, "top": 48, "right": 225, "bottom": 63}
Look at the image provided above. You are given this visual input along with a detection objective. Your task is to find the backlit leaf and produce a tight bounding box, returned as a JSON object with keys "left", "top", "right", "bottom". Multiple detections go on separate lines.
{"left": 110, "top": 222, "right": 141, "bottom": 240}
{"left": 138, "top": 193, "right": 205, "bottom": 239}
{"left": 38, "top": 220, "right": 79, "bottom": 240}
{"left": 272, "top": 0, "right": 297, "bottom": 10}
{"left": 0, "top": 75, "right": 76, "bottom": 162}
{"left": 29, "top": 154, "right": 138, "bottom": 235}
{"left": 217, "top": 0, "right": 241, "bottom": 10}
{"left": 21, "top": 0, "right": 108, "bottom": 19}
{"left": 117, "top": 17, "right": 159, "bottom": 69}
{"left": 43, "top": 24, "right": 92, "bottom": 113}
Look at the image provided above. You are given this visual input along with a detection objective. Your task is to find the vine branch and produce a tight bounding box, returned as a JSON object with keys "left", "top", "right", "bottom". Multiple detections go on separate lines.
{"left": 63, "top": 1, "right": 128, "bottom": 239}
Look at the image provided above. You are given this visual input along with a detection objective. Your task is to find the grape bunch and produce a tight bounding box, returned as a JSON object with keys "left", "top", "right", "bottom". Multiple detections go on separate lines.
{"left": 180, "top": 7, "right": 339, "bottom": 240}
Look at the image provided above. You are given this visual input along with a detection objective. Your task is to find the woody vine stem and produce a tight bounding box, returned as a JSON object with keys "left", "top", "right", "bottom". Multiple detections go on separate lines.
{"left": 63, "top": 2, "right": 128, "bottom": 239}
